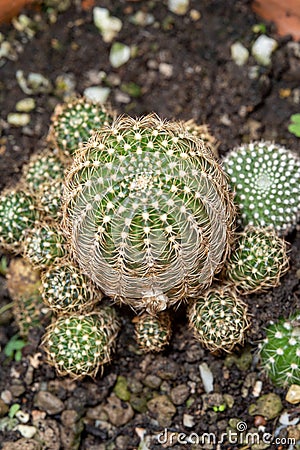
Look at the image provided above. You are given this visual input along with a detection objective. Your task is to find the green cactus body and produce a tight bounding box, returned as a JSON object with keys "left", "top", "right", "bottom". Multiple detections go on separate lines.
{"left": 41, "top": 263, "right": 101, "bottom": 314}
{"left": 260, "top": 313, "right": 300, "bottom": 386}
{"left": 23, "top": 150, "right": 65, "bottom": 193}
{"left": 0, "top": 190, "right": 38, "bottom": 251}
{"left": 225, "top": 226, "right": 289, "bottom": 294}
{"left": 48, "top": 97, "right": 114, "bottom": 158}
{"left": 24, "top": 224, "right": 66, "bottom": 269}
{"left": 223, "top": 141, "right": 300, "bottom": 234}
{"left": 188, "top": 285, "right": 250, "bottom": 352}
{"left": 63, "top": 114, "right": 234, "bottom": 313}
{"left": 39, "top": 179, "right": 63, "bottom": 220}
{"left": 134, "top": 312, "right": 172, "bottom": 352}
{"left": 42, "top": 308, "right": 120, "bottom": 378}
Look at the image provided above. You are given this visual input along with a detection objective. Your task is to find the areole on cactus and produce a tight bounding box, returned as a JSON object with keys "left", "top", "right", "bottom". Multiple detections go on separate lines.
{"left": 62, "top": 114, "right": 235, "bottom": 313}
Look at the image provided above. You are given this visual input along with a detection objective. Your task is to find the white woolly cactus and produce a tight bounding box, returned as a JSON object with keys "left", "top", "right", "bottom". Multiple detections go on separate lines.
{"left": 223, "top": 141, "right": 300, "bottom": 234}
{"left": 188, "top": 284, "right": 250, "bottom": 352}
{"left": 42, "top": 307, "right": 120, "bottom": 379}
{"left": 63, "top": 114, "right": 235, "bottom": 313}
{"left": 41, "top": 263, "right": 101, "bottom": 314}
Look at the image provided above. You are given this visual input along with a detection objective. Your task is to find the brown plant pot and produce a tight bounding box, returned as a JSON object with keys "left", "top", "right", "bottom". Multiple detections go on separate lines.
{"left": 252, "top": 0, "right": 300, "bottom": 41}
{"left": 0, "top": 0, "right": 35, "bottom": 24}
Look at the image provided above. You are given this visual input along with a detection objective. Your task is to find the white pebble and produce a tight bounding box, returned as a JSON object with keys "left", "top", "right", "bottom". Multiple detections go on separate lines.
{"left": 251, "top": 35, "right": 278, "bottom": 66}
{"left": 168, "top": 0, "right": 189, "bottom": 15}
{"left": 183, "top": 413, "right": 195, "bottom": 428}
{"left": 199, "top": 362, "right": 214, "bottom": 393}
{"left": 15, "top": 410, "right": 30, "bottom": 423}
{"left": 84, "top": 86, "right": 110, "bottom": 104}
{"left": 7, "top": 113, "right": 30, "bottom": 127}
{"left": 14, "top": 424, "right": 37, "bottom": 438}
{"left": 252, "top": 380, "right": 263, "bottom": 397}
{"left": 231, "top": 42, "right": 249, "bottom": 66}
{"left": 109, "top": 42, "right": 131, "bottom": 68}
{"left": 93, "top": 7, "right": 122, "bottom": 43}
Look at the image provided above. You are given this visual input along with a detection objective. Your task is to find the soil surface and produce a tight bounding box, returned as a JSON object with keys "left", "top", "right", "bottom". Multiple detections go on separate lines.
{"left": 0, "top": 1, "right": 300, "bottom": 449}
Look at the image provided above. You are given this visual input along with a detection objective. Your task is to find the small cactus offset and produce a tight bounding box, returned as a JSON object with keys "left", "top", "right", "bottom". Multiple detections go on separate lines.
{"left": 13, "top": 292, "right": 49, "bottom": 338}
{"left": 0, "top": 190, "right": 39, "bottom": 252}
{"left": 223, "top": 141, "right": 300, "bottom": 234}
{"left": 24, "top": 223, "right": 66, "bottom": 269}
{"left": 48, "top": 97, "right": 114, "bottom": 158}
{"left": 42, "top": 307, "right": 120, "bottom": 379}
{"left": 259, "top": 313, "right": 300, "bottom": 386}
{"left": 134, "top": 312, "right": 172, "bottom": 353}
{"left": 22, "top": 150, "right": 65, "bottom": 193}
{"left": 63, "top": 114, "right": 235, "bottom": 313}
{"left": 225, "top": 226, "right": 289, "bottom": 294}
{"left": 41, "top": 263, "right": 101, "bottom": 314}
{"left": 188, "top": 285, "right": 250, "bottom": 352}
{"left": 183, "top": 119, "right": 219, "bottom": 157}
{"left": 39, "top": 179, "right": 64, "bottom": 220}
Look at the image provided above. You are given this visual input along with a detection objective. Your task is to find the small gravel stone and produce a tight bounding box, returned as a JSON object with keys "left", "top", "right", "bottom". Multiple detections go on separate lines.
{"left": 286, "top": 384, "right": 300, "bottom": 404}
{"left": 34, "top": 391, "right": 64, "bottom": 415}
{"left": 170, "top": 384, "right": 190, "bottom": 405}
{"left": 129, "top": 394, "right": 148, "bottom": 413}
{"left": 103, "top": 394, "right": 134, "bottom": 427}
{"left": 168, "top": 0, "right": 189, "bottom": 15}
{"left": 231, "top": 42, "right": 249, "bottom": 66}
{"left": 113, "top": 376, "right": 131, "bottom": 401}
{"left": 7, "top": 113, "right": 30, "bottom": 127}
{"left": 14, "top": 424, "right": 37, "bottom": 438}
{"left": 109, "top": 42, "right": 131, "bottom": 68}
{"left": 60, "top": 410, "right": 83, "bottom": 450}
{"left": 15, "top": 98, "right": 35, "bottom": 112}
{"left": 93, "top": 7, "right": 122, "bottom": 43}
{"left": 249, "top": 393, "right": 282, "bottom": 419}
{"left": 83, "top": 86, "right": 110, "bottom": 104}
{"left": 15, "top": 410, "right": 30, "bottom": 423}
{"left": 10, "top": 382, "right": 26, "bottom": 398}
{"left": 143, "top": 374, "right": 162, "bottom": 389}
{"left": 2, "top": 438, "right": 41, "bottom": 450}
{"left": 116, "top": 435, "right": 131, "bottom": 448}
{"left": 0, "top": 398, "right": 9, "bottom": 417}
{"left": 183, "top": 413, "right": 195, "bottom": 428}
{"left": 128, "top": 377, "right": 143, "bottom": 394}
{"left": 251, "top": 35, "right": 278, "bottom": 66}
{"left": 147, "top": 395, "right": 176, "bottom": 427}
{"left": 158, "top": 62, "right": 173, "bottom": 78}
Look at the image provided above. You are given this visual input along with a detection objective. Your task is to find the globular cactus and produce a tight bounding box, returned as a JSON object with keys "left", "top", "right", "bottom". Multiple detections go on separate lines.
{"left": 24, "top": 223, "right": 66, "bottom": 269}
{"left": 42, "top": 307, "right": 120, "bottom": 378}
{"left": 22, "top": 150, "right": 65, "bottom": 193}
{"left": 0, "top": 190, "right": 39, "bottom": 252}
{"left": 259, "top": 313, "right": 300, "bottom": 386}
{"left": 183, "top": 119, "right": 219, "bottom": 158}
{"left": 63, "top": 114, "right": 235, "bottom": 314}
{"left": 39, "top": 179, "right": 64, "bottom": 220}
{"left": 188, "top": 284, "right": 250, "bottom": 352}
{"left": 48, "top": 97, "right": 114, "bottom": 159}
{"left": 41, "top": 263, "right": 101, "bottom": 314}
{"left": 223, "top": 141, "right": 300, "bottom": 234}
{"left": 134, "top": 312, "right": 172, "bottom": 353}
{"left": 225, "top": 226, "right": 289, "bottom": 294}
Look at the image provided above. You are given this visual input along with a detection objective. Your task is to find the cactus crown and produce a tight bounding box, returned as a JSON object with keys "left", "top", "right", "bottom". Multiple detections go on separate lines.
{"left": 225, "top": 226, "right": 289, "bottom": 294}
{"left": 223, "top": 141, "right": 300, "bottom": 234}
{"left": 41, "top": 263, "right": 101, "bottom": 314}
{"left": 188, "top": 285, "right": 250, "bottom": 352}
{"left": 48, "top": 97, "right": 113, "bottom": 158}
{"left": 42, "top": 307, "right": 120, "bottom": 379}
{"left": 63, "top": 114, "right": 234, "bottom": 313}
{"left": 259, "top": 313, "right": 300, "bottom": 386}
{"left": 134, "top": 312, "right": 172, "bottom": 352}
{"left": 22, "top": 150, "right": 65, "bottom": 193}
{"left": 0, "top": 190, "right": 38, "bottom": 251}
{"left": 24, "top": 223, "right": 66, "bottom": 269}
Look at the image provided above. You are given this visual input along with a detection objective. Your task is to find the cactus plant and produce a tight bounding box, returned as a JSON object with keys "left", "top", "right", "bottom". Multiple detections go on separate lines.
{"left": 183, "top": 119, "right": 218, "bottom": 157}
{"left": 42, "top": 307, "right": 120, "bottom": 378}
{"left": 223, "top": 141, "right": 300, "bottom": 234}
{"left": 39, "top": 179, "right": 64, "bottom": 220}
{"left": 259, "top": 313, "right": 300, "bottom": 386}
{"left": 63, "top": 114, "right": 235, "bottom": 313}
{"left": 13, "top": 292, "right": 49, "bottom": 338}
{"left": 134, "top": 312, "right": 172, "bottom": 352}
{"left": 188, "top": 284, "right": 250, "bottom": 352}
{"left": 0, "top": 190, "right": 39, "bottom": 252}
{"left": 225, "top": 226, "right": 289, "bottom": 294}
{"left": 48, "top": 97, "right": 114, "bottom": 158}
{"left": 24, "top": 223, "right": 66, "bottom": 269}
{"left": 41, "top": 263, "right": 101, "bottom": 314}
{"left": 22, "top": 150, "right": 65, "bottom": 193}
